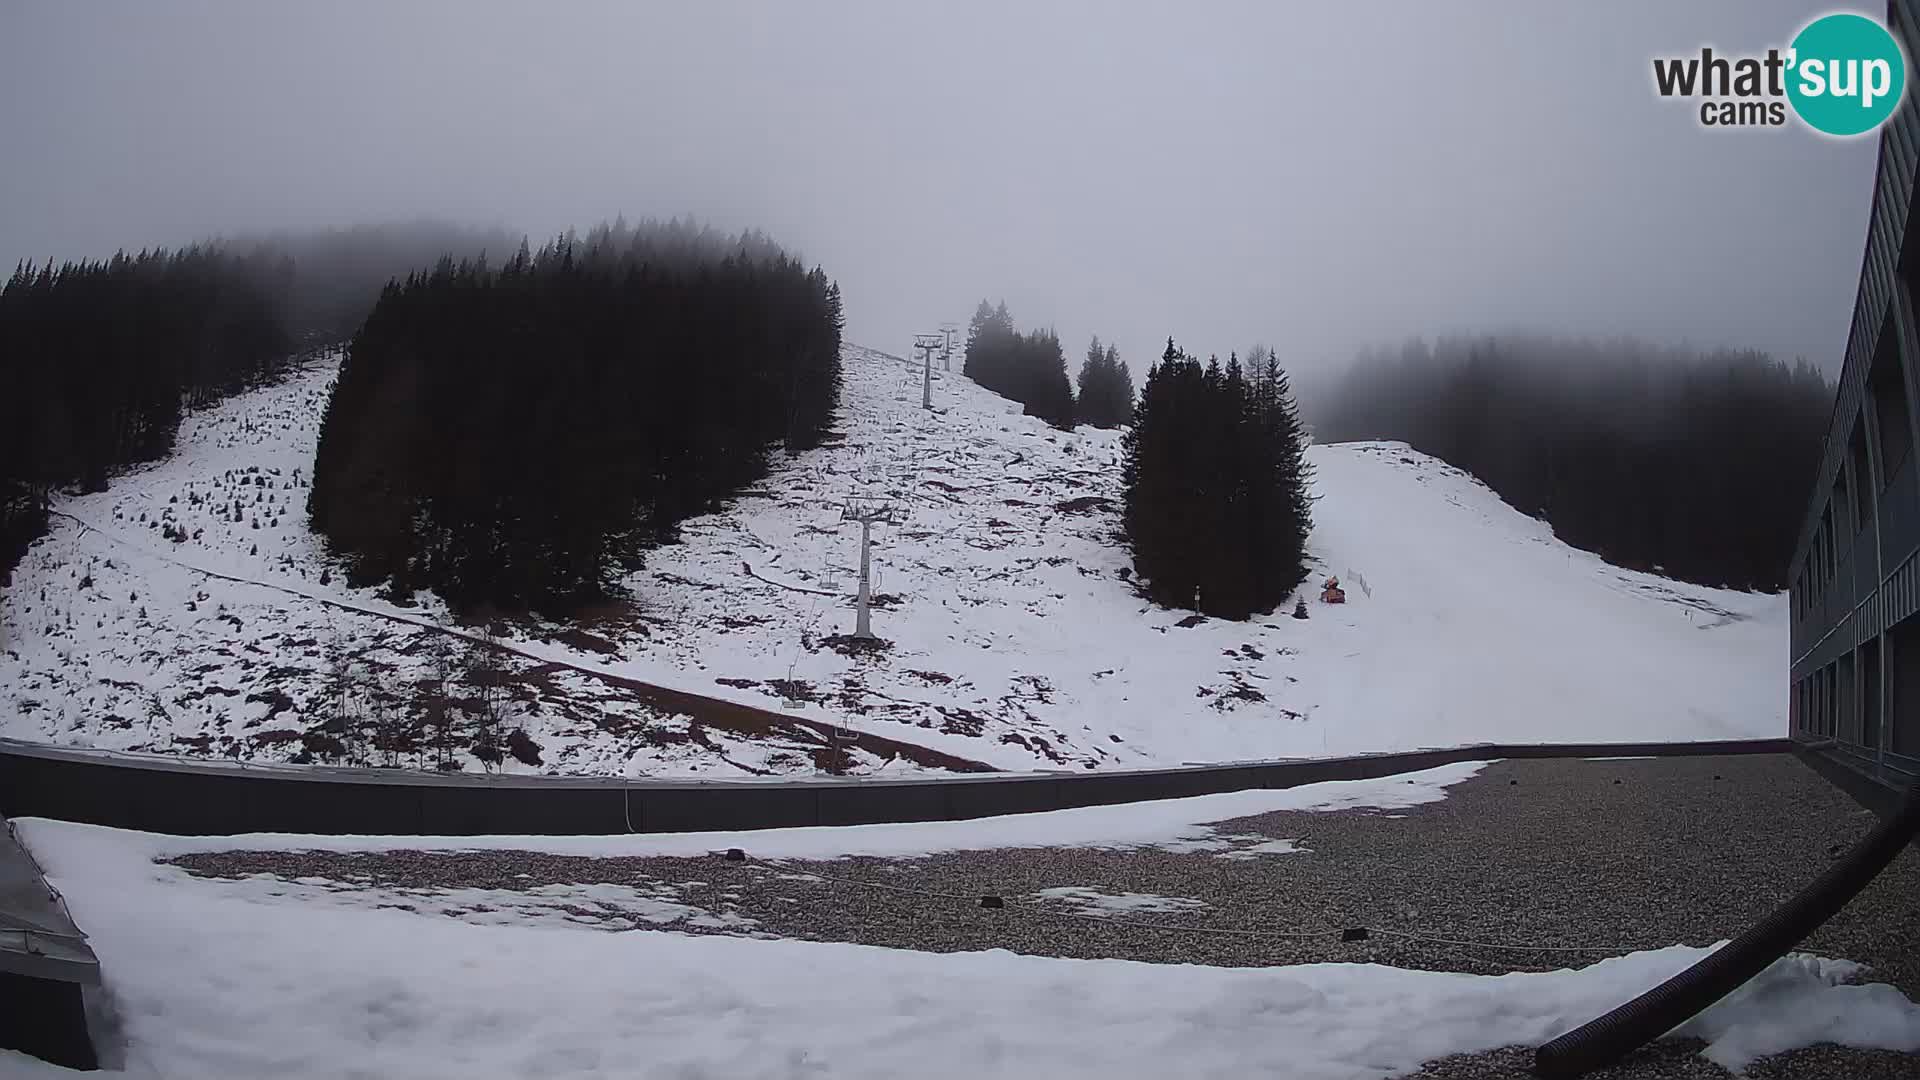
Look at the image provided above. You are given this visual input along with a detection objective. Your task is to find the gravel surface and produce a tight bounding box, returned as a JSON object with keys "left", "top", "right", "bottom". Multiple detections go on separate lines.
{"left": 167, "top": 753, "right": 1920, "bottom": 1078}
{"left": 1408, "top": 1039, "right": 1920, "bottom": 1078}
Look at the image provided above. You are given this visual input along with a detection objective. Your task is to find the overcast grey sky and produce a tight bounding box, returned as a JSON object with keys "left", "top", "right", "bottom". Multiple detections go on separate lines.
{"left": 0, "top": 2, "right": 1882, "bottom": 373}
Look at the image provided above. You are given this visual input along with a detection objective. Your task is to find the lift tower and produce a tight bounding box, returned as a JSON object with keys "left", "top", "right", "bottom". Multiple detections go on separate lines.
{"left": 839, "top": 500, "right": 896, "bottom": 639}
{"left": 913, "top": 333, "right": 942, "bottom": 410}
{"left": 939, "top": 322, "right": 960, "bottom": 370}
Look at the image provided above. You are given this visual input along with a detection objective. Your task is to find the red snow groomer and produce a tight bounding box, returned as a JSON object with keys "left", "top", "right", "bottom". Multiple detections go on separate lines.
{"left": 1320, "top": 576, "right": 1347, "bottom": 604}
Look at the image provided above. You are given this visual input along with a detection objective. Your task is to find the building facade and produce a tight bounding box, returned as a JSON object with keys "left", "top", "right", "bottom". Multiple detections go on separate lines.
{"left": 1789, "top": 0, "right": 1920, "bottom": 798}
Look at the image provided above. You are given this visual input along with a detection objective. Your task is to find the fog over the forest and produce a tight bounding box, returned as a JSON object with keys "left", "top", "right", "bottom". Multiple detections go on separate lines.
{"left": 0, "top": 1, "right": 1881, "bottom": 373}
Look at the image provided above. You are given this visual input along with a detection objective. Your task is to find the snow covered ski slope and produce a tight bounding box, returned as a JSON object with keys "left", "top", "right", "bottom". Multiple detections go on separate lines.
{"left": 0, "top": 344, "right": 1784, "bottom": 777}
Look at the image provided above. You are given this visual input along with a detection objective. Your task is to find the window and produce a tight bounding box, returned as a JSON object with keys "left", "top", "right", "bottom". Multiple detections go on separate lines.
{"left": 1850, "top": 420, "right": 1875, "bottom": 531}
{"left": 1891, "top": 614, "right": 1920, "bottom": 756}
{"left": 1839, "top": 651, "right": 1858, "bottom": 743}
{"left": 1864, "top": 642, "right": 1883, "bottom": 750}
{"left": 1870, "top": 319, "right": 1914, "bottom": 489}
{"left": 1832, "top": 658, "right": 1844, "bottom": 740}
{"left": 1830, "top": 663, "right": 1842, "bottom": 736}
{"left": 1833, "top": 472, "right": 1852, "bottom": 544}
{"left": 1811, "top": 526, "right": 1823, "bottom": 600}
{"left": 1821, "top": 507, "right": 1836, "bottom": 587}
{"left": 1824, "top": 664, "right": 1833, "bottom": 739}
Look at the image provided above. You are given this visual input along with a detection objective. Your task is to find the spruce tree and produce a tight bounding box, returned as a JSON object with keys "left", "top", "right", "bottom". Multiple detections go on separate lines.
{"left": 1076, "top": 336, "right": 1136, "bottom": 428}
{"left": 1078, "top": 335, "right": 1108, "bottom": 425}
{"left": 1106, "top": 343, "right": 1134, "bottom": 425}
{"left": 1020, "top": 328, "right": 1076, "bottom": 430}
{"left": 1123, "top": 339, "right": 1313, "bottom": 619}
{"left": 308, "top": 219, "right": 845, "bottom": 615}
{"left": 1259, "top": 352, "right": 1314, "bottom": 601}
{"left": 961, "top": 302, "right": 1073, "bottom": 428}
{"left": 0, "top": 247, "right": 292, "bottom": 581}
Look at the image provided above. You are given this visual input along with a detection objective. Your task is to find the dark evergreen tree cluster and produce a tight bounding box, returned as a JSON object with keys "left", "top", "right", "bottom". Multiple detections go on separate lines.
{"left": 308, "top": 219, "right": 845, "bottom": 614}
{"left": 962, "top": 300, "right": 1075, "bottom": 428}
{"left": 1075, "top": 335, "right": 1135, "bottom": 428}
{"left": 238, "top": 220, "right": 520, "bottom": 342}
{"left": 1123, "top": 339, "right": 1314, "bottom": 619}
{"left": 1, "top": 247, "right": 292, "bottom": 579}
{"left": 1308, "top": 335, "right": 1834, "bottom": 590}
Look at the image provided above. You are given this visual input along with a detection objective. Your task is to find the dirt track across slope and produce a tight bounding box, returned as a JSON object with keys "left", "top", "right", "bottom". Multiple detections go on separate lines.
{"left": 47, "top": 509, "right": 996, "bottom": 774}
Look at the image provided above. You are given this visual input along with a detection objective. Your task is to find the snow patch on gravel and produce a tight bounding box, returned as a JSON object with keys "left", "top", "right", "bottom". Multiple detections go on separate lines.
{"left": 1212, "top": 836, "right": 1307, "bottom": 859}
{"left": 17, "top": 813, "right": 1920, "bottom": 1080}
{"left": 1030, "top": 886, "right": 1208, "bottom": 916}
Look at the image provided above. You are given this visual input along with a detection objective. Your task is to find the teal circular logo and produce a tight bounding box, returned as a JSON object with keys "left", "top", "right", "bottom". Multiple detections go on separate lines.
{"left": 1786, "top": 13, "right": 1906, "bottom": 136}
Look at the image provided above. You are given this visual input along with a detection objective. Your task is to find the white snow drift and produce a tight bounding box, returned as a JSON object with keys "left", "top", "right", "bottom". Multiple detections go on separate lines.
{"left": 56, "top": 759, "right": 1487, "bottom": 863}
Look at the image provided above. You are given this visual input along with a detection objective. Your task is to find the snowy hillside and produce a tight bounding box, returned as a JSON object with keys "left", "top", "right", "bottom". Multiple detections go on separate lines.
{"left": 0, "top": 344, "right": 1785, "bottom": 777}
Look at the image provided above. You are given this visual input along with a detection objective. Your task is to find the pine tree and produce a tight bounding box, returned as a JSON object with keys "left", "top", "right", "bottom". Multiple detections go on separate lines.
{"left": 1124, "top": 341, "right": 1204, "bottom": 609}
{"left": 1076, "top": 336, "right": 1137, "bottom": 428}
{"left": 964, "top": 299, "right": 1016, "bottom": 394}
{"left": 1258, "top": 351, "right": 1314, "bottom": 602}
{"left": 0, "top": 246, "right": 292, "bottom": 583}
{"left": 1020, "top": 328, "right": 1076, "bottom": 429}
{"left": 1123, "top": 338, "right": 1313, "bottom": 618}
{"left": 959, "top": 302, "right": 1072, "bottom": 428}
{"left": 1106, "top": 343, "right": 1134, "bottom": 424}
{"left": 308, "top": 219, "right": 845, "bottom": 614}
{"left": 1078, "top": 335, "right": 1107, "bottom": 423}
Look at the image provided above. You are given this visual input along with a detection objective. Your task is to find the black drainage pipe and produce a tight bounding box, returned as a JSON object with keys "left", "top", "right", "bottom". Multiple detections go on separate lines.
{"left": 1533, "top": 782, "right": 1920, "bottom": 1078}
